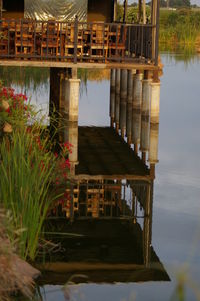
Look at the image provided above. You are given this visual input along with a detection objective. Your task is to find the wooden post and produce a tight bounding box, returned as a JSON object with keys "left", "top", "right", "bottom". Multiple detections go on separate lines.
{"left": 0, "top": 0, "right": 2, "bottom": 19}
{"left": 113, "top": 0, "right": 117, "bottom": 22}
{"left": 123, "top": 0, "right": 128, "bottom": 23}
{"left": 138, "top": 0, "right": 142, "bottom": 23}
{"left": 151, "top": 0, "right": 160, "bottom": 65}
{"left": 143, "top": 0, "right": 146, "bottom": 24}
{"left": 74, "top": 15, "right": 78, "bottom": 64}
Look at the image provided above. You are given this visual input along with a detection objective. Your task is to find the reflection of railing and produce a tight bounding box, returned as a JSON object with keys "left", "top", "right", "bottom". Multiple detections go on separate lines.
{"left": 54, "top": 180, "right": 150, "bottom": 220}
{"left": 0, "top": 18, "right": 155, "bottom": 64}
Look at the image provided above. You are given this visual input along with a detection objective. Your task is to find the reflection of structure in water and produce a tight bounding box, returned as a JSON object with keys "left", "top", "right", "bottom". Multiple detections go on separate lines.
{"left": 39, "top": 66, "right": 170, "bottom": 285}
{"left": 64, "top": 179, "right": 146, "bottom": 219}
{"left": 49, "top": 67, "right": 161, "bottom": 222}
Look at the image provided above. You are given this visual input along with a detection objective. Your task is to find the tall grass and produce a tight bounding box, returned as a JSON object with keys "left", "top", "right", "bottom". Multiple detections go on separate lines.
{"left": 159, "top": 9, "right": 200, "bottom": 47}
{"left": 0, "top": 129, "right": 59, "bottom": 260}
{"left": 0, "top": 85, "right": 69, "bottom": 261}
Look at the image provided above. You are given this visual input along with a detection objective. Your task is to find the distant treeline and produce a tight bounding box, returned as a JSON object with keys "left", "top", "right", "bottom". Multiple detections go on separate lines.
{"left": 160, "top": 0, "right": 191, "bottom": 8}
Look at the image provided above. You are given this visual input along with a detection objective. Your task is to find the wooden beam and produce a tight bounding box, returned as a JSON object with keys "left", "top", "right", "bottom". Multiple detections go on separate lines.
{"left": 0, "top": 60, "right": 160, "bottom": 71}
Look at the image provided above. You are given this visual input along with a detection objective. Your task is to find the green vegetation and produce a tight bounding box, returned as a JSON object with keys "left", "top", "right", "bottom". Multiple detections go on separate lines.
{"left": 0, "top": 85, "right": 70, "bottom": 261}
{"left": 159, "top": 9, "right": 200, "bottom": 47}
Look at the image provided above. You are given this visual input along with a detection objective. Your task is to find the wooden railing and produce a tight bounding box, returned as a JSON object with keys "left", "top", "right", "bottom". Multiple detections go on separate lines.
{"left": 0, "top": 19, "right": 156, "bottom": 65}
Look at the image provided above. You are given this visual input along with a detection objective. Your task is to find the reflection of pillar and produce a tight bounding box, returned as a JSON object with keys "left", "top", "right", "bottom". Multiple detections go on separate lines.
{"left": 142, "top": 74, "right": 151, "bottom": 116}
{"left": 115, "top": 69, "right": 121, "bottom": 132}
{"left": 150, "top": 81, "right": 160, "bottom": 124}
{"left": 143, "top": 182, "right": 153, "bottom": 267}
{"left": 63, "top": 121, "right": 79, "bottom": 176}
{"left": 132, "top": 110, "right": 141, "bottom": 154}
{"left": 126, "top": 103, "right": 132, "bottom": 145}
{"left": 148, "top": 74, "right": 160, "bottom": 167}
{"left": 126, "top": 70, "right": 133, "bottom": 144}
{"left": 110, "top": 69, "right": 116, "bottom": 127}
{"left": 120, "top": 69, "right": 128, "bottom": 138}
{"left": 133, "top": 71, "right": 143, "bottom": 111}
{"left": 148, "top": 123, "right": 159, "bottom": 165}
{"left": 64, "top": 74, "right": 80, "bottom": 122}
{"left": 140, "top": 116, "right": 150, "bottom": 163}
{"left": 49, "top": 67, "right": 61, "bottom": 112}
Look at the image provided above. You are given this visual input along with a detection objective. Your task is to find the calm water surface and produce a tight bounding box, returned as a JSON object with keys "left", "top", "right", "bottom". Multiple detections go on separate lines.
{"left": 3, "top": 52, "right": 200, "bottom": 300}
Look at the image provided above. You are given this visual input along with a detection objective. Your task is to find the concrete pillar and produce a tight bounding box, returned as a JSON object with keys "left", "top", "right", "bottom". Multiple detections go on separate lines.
{"left": 115, "top": 69, "right": 121, "bottom": 132}
{"left": 150, "top": 81, "right": 160, "bottom": 124}
{"left": 64, "top": 76, "right": 80, "bottom": 122}
{"left": 120, "top": 69, "right": 128, "bottom": 138}
{"left": 132, "top": 110, "right": 141, "bottom": 154}
{"left": 148, "top": 123, "right": 159, "bottom": 165}
{"left": 142, "top": 77, "right": 151, "bottom": 116}
{"left": 133, "top": 71, "right": 143, "bottom": 111}
{"left": 110, "top": 69, "right": 116, "bottom": 127}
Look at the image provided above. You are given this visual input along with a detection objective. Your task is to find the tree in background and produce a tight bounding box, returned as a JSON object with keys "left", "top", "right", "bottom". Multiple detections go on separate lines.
{"left": 160, "top": 0, "right": 191, "bottom": 7}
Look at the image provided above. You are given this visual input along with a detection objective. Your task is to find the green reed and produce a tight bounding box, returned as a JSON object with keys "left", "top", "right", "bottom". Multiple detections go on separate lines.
{"left": 0, "top": 85, "right": 68, "bottom": 261}
{"left": 0, "top": 125, "right": 62, "bottom": 260}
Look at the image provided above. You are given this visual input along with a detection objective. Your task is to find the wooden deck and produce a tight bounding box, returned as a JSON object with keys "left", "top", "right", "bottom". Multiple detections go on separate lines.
{"left": 0, "top": 19, "right": 159, "bottom": 69}
{"left": 75, "top": 127, "right": 150, "bottom": 180}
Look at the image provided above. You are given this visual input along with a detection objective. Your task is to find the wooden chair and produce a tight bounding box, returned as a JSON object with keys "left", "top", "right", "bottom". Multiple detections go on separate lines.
{"left": 0, "top": 20, "right": 9, "bottom": 56}
{"left": 40, "top": 21, "right": 60, "bottom": 58}
{"left": 90, "top": 23, "right": 109, "bottom": 60}
{"left": 64, "top": 23, "right": 83, "bottom": 58}
{"left": 15, "top": 20, "right": 34, "bottom": 56}
{"left": 108, "top": 24, "right": 127, "bottom": 59}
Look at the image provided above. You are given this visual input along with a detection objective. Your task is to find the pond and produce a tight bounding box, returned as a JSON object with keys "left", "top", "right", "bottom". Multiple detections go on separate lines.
{"left": 2, "top": 51, "right": 200, "bottom": 301}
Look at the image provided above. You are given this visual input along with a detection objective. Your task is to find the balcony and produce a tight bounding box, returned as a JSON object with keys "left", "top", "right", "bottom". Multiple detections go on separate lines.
{"left": 0, "top": 18, "right": 158, "bottom": 69}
